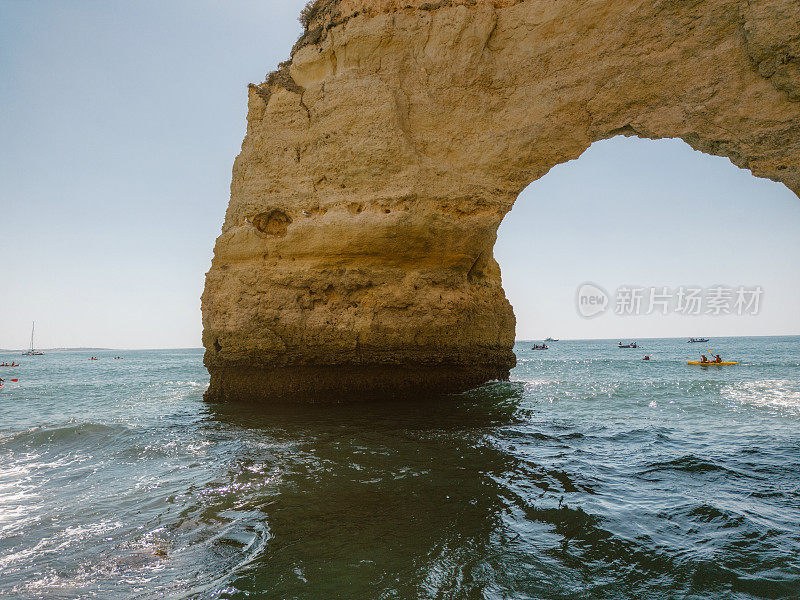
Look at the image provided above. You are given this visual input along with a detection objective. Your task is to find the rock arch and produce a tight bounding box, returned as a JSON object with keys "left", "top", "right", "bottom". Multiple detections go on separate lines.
{"left": 202, "top": 0, "right": 800, "bottom": 401}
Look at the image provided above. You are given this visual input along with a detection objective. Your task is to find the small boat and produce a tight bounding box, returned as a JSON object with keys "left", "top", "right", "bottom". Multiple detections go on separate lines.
{"left": 687, "top": 360, "right": 738, "bottom": 366}
{"left": 687, "top": 338, "right": 710, "bottom": 343}
{"left": 531, "top": 344, "right": 549, "bottom": 350}
{"left": 0, "top": 363, "right": 20, "bottom": 367}
{"left": 21, "top": 322, "right": 44, "bottom": 356}
{"left": 544, "top": 337, "right": 559, "bottom": 342}
{"left": 618, "top": 342, "right": 638, "bottom": 349}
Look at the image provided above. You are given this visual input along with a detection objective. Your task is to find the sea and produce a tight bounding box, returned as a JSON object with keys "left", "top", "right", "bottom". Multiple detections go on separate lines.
{"left": 1, "top": 337, "right": 799, "bottom": 599}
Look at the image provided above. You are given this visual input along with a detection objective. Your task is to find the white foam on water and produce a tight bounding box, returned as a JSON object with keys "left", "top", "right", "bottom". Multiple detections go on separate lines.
{"left": 523, "top": 378, "right": 553, "bottom": 389}
{"left": 0, "top": 454, "right": 43, "bottom": 540}
{"left": 1, "top": 518, "right": 123, "bottom": 571}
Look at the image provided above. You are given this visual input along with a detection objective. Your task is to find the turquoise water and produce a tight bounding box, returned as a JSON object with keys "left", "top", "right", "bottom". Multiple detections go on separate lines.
{"left": 1, "top": 337, "right": 799, "bottom": 599}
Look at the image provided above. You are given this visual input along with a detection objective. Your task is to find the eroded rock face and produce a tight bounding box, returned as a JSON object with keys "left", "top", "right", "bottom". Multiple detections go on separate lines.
{"left": 202, "top": 0, "right": 800, "bottom": 402}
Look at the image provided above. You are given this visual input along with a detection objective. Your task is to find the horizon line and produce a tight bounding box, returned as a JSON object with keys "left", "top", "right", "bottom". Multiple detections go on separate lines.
{"left": 1, "top": 333, "right": 799, "bottom": 352}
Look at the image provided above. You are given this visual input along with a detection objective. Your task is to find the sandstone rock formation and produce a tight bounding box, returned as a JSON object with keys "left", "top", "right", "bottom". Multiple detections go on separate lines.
{"left": 202, "top": 0, "right": 800, "bottom": 402}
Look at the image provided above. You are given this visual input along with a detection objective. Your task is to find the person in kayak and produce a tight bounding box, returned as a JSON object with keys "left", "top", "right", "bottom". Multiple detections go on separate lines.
{"left": 714, "top": 354, "right": 722, "bottom": 363}
{"left": 700, "top": 354, "right": 709, "bottom": 363}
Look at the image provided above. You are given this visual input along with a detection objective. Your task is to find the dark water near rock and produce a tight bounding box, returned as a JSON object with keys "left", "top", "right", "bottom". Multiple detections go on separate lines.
{"left": 1, "top": 337, "right": 799, "bottom": 599}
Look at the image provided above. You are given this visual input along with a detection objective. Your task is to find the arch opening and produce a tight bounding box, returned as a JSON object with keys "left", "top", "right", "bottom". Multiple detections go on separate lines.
{"left": 495, "top": 136, "right": 800, "bottom": 343}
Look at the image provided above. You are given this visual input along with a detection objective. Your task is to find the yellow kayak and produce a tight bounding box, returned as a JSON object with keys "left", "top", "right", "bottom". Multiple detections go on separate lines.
{"left": 687, "top": 361, "right": 738, "bottom": 366}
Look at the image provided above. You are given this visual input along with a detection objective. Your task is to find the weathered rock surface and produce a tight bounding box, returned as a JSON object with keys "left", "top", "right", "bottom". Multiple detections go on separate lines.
{"left": 202, "top": 0, "right": 800, "bottom": 402}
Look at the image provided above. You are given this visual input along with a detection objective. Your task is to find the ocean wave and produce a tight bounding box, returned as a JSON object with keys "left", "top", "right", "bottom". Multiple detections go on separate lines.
{"left": 605, "top": 427, "right": 673, "bottom": 443}
{"left": 0, "top": 421, "right": 133, "bottom": 453}
{"left": 639, "top": 455, "right": 753, "bottom": 479}
{"left": 684, "top": 503, "right": 747, "bottom": 527}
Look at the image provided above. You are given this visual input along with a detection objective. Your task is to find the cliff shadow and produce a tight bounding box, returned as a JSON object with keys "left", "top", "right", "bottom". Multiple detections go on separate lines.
{"left": 199, "top": 382, "right": 539, "bottom": 598}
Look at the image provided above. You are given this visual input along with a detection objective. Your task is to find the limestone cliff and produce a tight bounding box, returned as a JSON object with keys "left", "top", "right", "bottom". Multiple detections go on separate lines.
{"left": 202, "top": 0, "right": 800, "bottom": 402}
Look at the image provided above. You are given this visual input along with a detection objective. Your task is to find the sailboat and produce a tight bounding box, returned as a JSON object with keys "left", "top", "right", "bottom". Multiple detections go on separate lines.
{"left": 22, "top": 322, "right": 44, "bottom": 356}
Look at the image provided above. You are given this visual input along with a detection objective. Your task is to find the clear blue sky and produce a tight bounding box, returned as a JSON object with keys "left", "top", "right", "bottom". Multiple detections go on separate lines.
{"left": 1, "top": 1, "right": 798, "bottom": 349}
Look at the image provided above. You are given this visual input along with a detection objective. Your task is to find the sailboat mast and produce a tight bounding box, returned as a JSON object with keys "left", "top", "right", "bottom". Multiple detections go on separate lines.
{"left": 30, "top": 321, "right": 35, "bottom": 352}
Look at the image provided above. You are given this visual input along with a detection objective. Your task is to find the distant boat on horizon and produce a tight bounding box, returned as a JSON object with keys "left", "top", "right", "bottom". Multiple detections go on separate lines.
{"left": 544, "top": 337, "right": 559, "bottom": 342}
{"left": 22, "top": 321, "right": 44, "bottom": 356}
{"left": 687, "top": 337, "right": 710, "bottom": 343}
